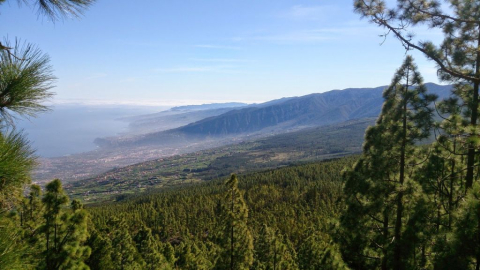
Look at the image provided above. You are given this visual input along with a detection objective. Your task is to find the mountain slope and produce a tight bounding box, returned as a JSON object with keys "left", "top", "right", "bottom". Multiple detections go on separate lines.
{"left": 119, "top": 103, "right": 248, "bottom": 135}
{"left": 98, "top": 83, "right": 451, "bottom": 148}
{"left": 159, "top": 83, "right": 452, "bottom": 137}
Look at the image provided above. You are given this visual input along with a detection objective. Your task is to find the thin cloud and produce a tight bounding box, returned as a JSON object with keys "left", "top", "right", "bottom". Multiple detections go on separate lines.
{"left": 230, "top": 23, "right": 383, "bottom": 44}
{"left": 190, "top": 58, "right": 255, "bottom": 63}
{"left": 85, "top": 73, "right": 107, "bottom": 80}
{"left": 119, "top": 77, "right": 138, "bottom": 83}
{"left": 255, "top": 31, "right": 336, "bottom": 42}
{"left": 194, "top": 44, "right": 242, "bottom": 50}
{"left": 231, "top": 29, "right": 338, "bottom": 43}
{"left": 154, "top": 65, "right": 242, "bottom": 74}
{"left": 51, "top": 98, "right": 257, "bottom": 107}
{"left": 155, "top": 67, "right": 213, "bottom": 73}
{"left": 279, "top": 5, "right": 338, "bottom": 21}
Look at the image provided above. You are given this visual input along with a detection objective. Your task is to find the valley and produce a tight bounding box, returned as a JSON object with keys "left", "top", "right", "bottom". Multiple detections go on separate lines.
{"left": 65, "top": 118, "right": 373, "bottom": 202}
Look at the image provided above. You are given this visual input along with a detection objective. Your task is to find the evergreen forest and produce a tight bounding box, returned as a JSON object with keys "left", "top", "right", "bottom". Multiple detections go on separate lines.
{"left": 3, "top": 0, "right": 480, "bottom": 269}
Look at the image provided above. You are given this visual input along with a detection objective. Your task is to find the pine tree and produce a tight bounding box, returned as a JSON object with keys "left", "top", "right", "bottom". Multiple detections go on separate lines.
{"left": 433, "top": 181, "right": 480, "bottom": 269}
{"left": 134, "top": 225, "right": 170, "bottom": 270}
{"left": 110, "top": 218, "right": 144, "bottom": 270}
{"left": 0, "top": 1, "right": 93, "bottom": 268}
{"left": 0, "top": 0, "right": 94, "bottom": 210}
{"left": 0, "top": 212, "right": 33, "bottom": 270}
{"left": 341, "top": 56, "right": 436, "bottom": 270}
{"left": 254, "top": 224, "right": 297, "bottom": 270}
{"left": 414, "top": 129, "right": 467, "bottom": 267}
{"left": 20, "top": 184, "right": 43, "bottom": 233}
{"left": 162, "top": 241, "right": 177, "bottom": 267}
{"left": 353, "top": 2, "right": 480, "bottom": 268}
{"left": 354, "top": 0, "right": 480, "bottom": 193}
{"left": 40, "top": 179, "right": 91, "bottom": 270}
{"left": 0, "top": 0, "right": 93, "bottom": 25}
{"left": 175, "top": 240, "right": 212, "bottom": 270}
{"left": 216, "top": 174, "right": 254, "bottom": 270}
{"left": 298, "top": 230, "right": 348, "bottom": 270}
{"left": 85, "top": 227, "right": 115, "bottom": 270}
{"left": 0, "top": 0, "right": 93, "bottom": 208}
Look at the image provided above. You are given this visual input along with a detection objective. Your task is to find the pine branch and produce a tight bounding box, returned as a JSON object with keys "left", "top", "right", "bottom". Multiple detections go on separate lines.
{"left": 358, "top": 0, "right": 479, "bottom": 83}
{"left": 404, "top": 0, "right": 480, "bottom": 24}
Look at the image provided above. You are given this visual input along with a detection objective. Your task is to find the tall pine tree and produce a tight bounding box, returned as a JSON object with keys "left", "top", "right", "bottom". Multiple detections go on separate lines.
{"left": 134, "top": 225, "right": 171, "bottom": 270}
{"left": 341, "top": 56, "right": 436, "bottom": 270}
{"left": 40, "top": 179, "right": 91, "bottom": 270}
{"left": 216, "top": 174, "right": 254, "bottom": 270}
{"left": 109, "top": 218, "right": 145, "bottom": 270}
{"left": 254, "top": 224, "right": 297, "bottom": 270}
{"left": 354, "top": 0, "right": 480, "bottom": 193}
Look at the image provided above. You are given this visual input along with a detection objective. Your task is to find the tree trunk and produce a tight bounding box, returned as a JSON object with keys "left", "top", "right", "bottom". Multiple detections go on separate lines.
{"left": 449, "top": 141, "right": 455, "bottom": 230}
{"left": 382, "top": 209, "right": 389, "bottom": 270}
{"left": 394, "top": 80, "right": 409, "bottom": 270}
{"left": 477, "top": 202, "right": 480, "bottom": 270}
{"left": 465, "top": 26, "right": 480, "bottom": 191}
{"left": 230, "top": 187, "right": 235, "bottom": 270}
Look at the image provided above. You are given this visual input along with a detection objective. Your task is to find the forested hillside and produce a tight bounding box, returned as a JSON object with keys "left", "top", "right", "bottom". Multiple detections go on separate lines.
{"left": 86, "top": 157, "right": 355, "bottom": 269}
{"left": 3, "top": 155, "right": 355, "bottom": 269}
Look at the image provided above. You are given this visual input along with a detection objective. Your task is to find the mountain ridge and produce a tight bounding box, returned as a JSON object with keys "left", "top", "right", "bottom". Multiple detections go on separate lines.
{"left": 118, "top": 83, "right": 452, "bottom": 144}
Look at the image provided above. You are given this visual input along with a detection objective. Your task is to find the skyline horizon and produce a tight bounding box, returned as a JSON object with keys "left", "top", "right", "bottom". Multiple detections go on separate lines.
{"left": 45, "top": 80, "right": 448, "bottom": 108}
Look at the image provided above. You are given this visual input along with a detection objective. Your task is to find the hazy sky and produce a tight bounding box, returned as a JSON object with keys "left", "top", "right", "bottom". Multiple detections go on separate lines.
{"left": 2, "top": 0, "right": 444, "bottom": 106}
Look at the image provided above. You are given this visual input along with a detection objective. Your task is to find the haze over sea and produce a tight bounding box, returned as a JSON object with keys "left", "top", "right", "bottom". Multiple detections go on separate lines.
{"left": 16, "top": 105, "right": 163, "bottom": 158}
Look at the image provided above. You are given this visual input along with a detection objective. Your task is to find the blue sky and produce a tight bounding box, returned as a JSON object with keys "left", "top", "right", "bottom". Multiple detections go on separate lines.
{"left": 2, "top": 0, "right": 444, "bottom": 106}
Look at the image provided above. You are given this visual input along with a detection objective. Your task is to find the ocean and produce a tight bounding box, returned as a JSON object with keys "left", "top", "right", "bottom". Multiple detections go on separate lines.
{"left": 15, "top": 104, "right": 164, "bottom": 157}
